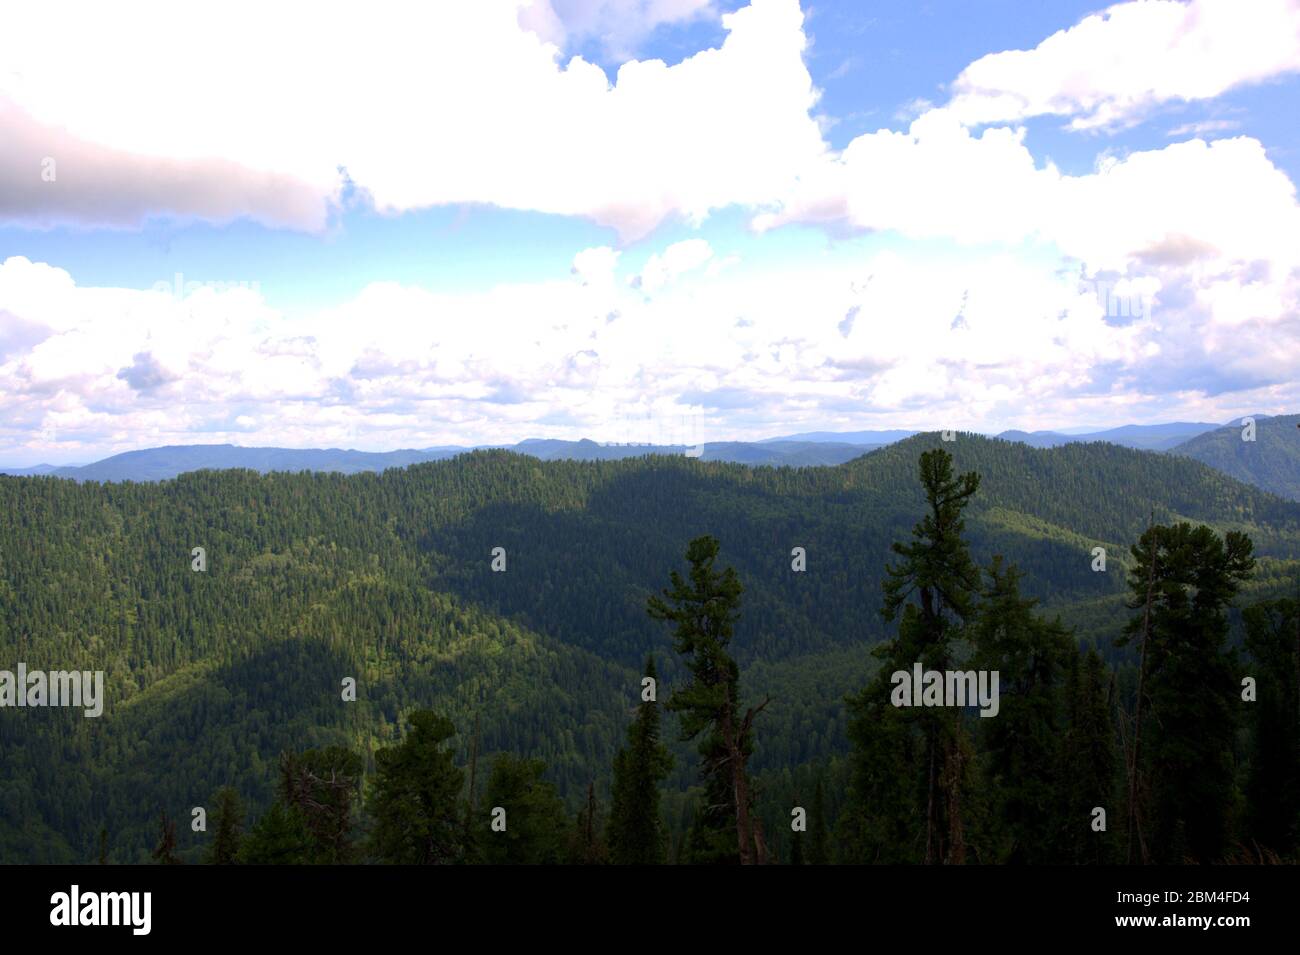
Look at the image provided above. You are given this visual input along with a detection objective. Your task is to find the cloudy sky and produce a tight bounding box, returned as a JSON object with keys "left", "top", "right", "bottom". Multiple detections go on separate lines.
{"left": 2, "top": 0, "right": 1299, "bottom": 464}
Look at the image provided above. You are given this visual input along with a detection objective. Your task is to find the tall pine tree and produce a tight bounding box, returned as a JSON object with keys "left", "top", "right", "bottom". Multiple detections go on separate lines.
{"left": 1057, "top": 648, "right": 1116, "bottom": 864}
{"left": 1242, "top": 595, "right": 1300, "bottom": 857}
{"left": 844, "top": 448, "right": 980, "bottom": 864}
{"left": 649, "top": 535, "right": 769, "bottom": 865}
{"left": 971, "top": 557, "right": 1074, "bottom": 863}
{"left": 1118, "top": 522, "right": 1254, "bottom": 863}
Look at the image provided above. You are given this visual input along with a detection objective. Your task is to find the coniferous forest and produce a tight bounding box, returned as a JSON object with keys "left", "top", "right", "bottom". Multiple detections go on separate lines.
{"left": 1, "top": 433, "right": 1297, "bottom": 865}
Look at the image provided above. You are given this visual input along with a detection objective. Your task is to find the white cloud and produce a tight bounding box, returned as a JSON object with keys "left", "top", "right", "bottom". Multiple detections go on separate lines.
{"left": 518, "top": 0, "right": 716, "bottom": 60}
{"left": 0, "top": 0, "right": 824, "bottom": 240}
{"left": 3, "top": 0, "right": 1300, "bottom": 463}
{"left": 632, "top": 238, "right": 714, "bottom": 292}
{"left": 755, "top": 110, "right": 1300, "bottom": 276}
{"left": 1165, "top": 119, "right": 1241, "bottom": 137}
{"left": 5, "top": 232, "right": 1299, "bottom": 464}
{"left": 946, "top": 0, "right": 1300, "bottom": 130}
{"left": 571, "top": 245, "right": 622, "bottom": 285}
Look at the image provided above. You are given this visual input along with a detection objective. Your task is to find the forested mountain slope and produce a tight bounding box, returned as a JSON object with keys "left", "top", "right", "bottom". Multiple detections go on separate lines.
{"left": 1171, "top": 414, "right": 1300, "bottom": 501}
{"left": 1, "top": 433, "right": 1297, "bottom": 861}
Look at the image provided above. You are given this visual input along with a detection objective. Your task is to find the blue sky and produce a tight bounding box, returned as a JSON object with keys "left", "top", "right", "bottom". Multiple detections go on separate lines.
{"left": 1, "top": 0, "right": 1299, "bottom": 464}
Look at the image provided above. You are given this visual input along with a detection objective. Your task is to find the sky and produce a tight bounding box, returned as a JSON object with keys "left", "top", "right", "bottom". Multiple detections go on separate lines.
{"left": 1, "top": 0, "right": 1299, "bottom": 465}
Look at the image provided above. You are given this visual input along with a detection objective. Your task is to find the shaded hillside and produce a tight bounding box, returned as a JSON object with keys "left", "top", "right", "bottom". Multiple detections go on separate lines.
{"left": 1171, "top": 414, "right": 1300, "bottom": 501}
{"left": 1, "top": 434, "right": 1297, "bottom": 861}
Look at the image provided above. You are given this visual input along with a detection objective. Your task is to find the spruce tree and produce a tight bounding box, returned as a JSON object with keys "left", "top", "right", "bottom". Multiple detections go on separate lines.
{"left": 606, "top": 656, "right": 673, "bottom": 864}
{"left": 648, "top": 535, "right": 769, "bottom": 865}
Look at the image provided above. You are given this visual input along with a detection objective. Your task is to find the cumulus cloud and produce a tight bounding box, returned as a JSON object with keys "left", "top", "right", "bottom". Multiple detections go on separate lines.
{"left": 631, "top": 238, "right": 714, "bottom": 292}
{"left": 0, "top": 0, "right": 824, "bottom": 240}
{"left": 571, "top": 246, "right": 622, "bottom": 285}
{"left": 754, "top": 110, "right": 1300, "bottom": 277}
{"left": 518, "top": 0, "right": 717, "bottom": 60}
{"left": 946, "top": 0, "right": 1300, "bottom": 130}
{"left": 0, "top": 98, "right": 331, "bottom": 232}
{"left": 5, "top": 230, "right": 1297, "bottom": 464}
{"left": 3, "top": 0, "right": 1300, "bottom": 463}
{"left": 116, "top": 352, "right": 179, "bottom": 393}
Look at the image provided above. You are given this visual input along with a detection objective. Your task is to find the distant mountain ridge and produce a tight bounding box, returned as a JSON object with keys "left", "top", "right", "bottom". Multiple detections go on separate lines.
{"left": 1169, "top": 414, "right": 1300, "bottom": 501}
{"left": 996, "top": 421, "right": 1220, "bottom": 451}
{"left": 3, "top": 415, "right": 1296, "bottom": 499}
{"left": 0, "top": 438, "right": 882, "bottom": 482}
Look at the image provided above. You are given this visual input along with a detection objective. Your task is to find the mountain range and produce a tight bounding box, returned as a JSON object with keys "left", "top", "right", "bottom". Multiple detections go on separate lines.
{"left": 3, "top": 430, "right": 1299, "bottom": 861}
{"left": 2, "top": 414, "right": 1297, "bottom": 499}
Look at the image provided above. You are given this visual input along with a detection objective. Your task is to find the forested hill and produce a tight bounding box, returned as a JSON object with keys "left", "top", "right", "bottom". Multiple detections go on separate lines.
{"left": 1170, "top": 413, "right": 1300, "bottom": 501}
{"left": 1, "top": 433, "right": 1298, "bottom": 862}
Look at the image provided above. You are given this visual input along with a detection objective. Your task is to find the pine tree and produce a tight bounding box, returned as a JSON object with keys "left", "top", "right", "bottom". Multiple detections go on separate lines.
{"left": 649, "top": 535, "right": 769, "bottom": 865}
{"left": 278, "top": 746, "right": 364, "bottom": 864}
{"left": 607, "top": 656, "right": 673, "bottom": 864}
{"left": 369, "top": 711, "right": 465, "bottom": 864}
{"left": 1058, "top": 648, "right": 1116, "bottom": 864}
{"left": 1242, "top": 595, "right": 1300, "bottom": 857}
{"left": 205, "top": 786, "right": 244, "bottom": 865}
{"left": 971, "top": 557, "right": 1074, "bottom": 863}
{"left": 1118, "top": 522, "right": 1254, "bottom": 863}
{"left": 478, "top": 754, "right": 568, "bottom": 864}
{"left": 238, "top": 801, "right": 313, "bottom": 865}
{"left": 844, "top": 448, "right": 980, "bottom": 864}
